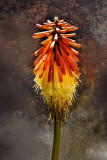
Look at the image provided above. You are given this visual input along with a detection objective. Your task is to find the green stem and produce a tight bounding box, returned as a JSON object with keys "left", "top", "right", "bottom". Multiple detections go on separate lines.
{"left": 51, "top": 117, "right": 61, "bottom": 160}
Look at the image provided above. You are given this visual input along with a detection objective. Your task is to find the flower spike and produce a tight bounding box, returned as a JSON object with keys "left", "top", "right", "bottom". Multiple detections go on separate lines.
{"left": 33, "top": 17, "right": 82, "bottom": 122}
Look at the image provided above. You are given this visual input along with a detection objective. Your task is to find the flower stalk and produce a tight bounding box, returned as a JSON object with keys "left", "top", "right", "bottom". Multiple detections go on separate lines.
{"left": 51, "top": 116, "right": 61, "bottom": 160}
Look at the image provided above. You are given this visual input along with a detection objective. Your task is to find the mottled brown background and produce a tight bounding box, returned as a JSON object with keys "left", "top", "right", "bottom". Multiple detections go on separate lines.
{"left": 0, "top": 0, "right": 107, "bottom": 160}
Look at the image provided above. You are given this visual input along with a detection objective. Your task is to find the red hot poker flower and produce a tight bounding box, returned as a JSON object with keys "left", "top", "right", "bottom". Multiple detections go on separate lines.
{"left": 33, "top": 17, "right": 82, "bottom": 122}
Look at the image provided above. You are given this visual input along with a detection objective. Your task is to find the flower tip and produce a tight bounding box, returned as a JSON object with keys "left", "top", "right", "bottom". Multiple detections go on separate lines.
{"left": 36, "top": 24, "right": 42, "bottom": 28}
{"left": 32, "top": 36, "right": 36, "bottom": 39}
{"left": 79, "top": 44, "right": 82, "bottom": 48}
{"left": 36, "top": 24, "right": 39, "bottom": 27}
{"left": 75, "top": 27, "right": 78, "bottom": 30}
{"left": 54, "top": 16, "right": 58, "bottom": 22}
{"left": 47, "top": 19, "right": 52, "bottom": 23}
{"left": 73, "top": 33, "right": 76, "bottom": 36}
{"left": 34, "top": 51, "right": 38, "bottom": 56}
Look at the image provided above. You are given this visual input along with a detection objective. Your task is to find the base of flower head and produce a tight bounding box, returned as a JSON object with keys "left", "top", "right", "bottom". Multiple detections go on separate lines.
{"left": 49, "top": 104, "right": 69, "bottom": 124}
{"left": 34, "top": 65, "right": 80, "bottom": 122}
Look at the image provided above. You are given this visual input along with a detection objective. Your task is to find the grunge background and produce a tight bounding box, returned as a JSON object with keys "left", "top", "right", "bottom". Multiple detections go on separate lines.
{"left": 0, "top": 0, "right": 107, "bottom": 160}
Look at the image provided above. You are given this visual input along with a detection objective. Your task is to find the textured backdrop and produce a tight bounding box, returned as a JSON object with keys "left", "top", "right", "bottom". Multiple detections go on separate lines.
{"left": 0, "top": 0, "right": 107, "bottom": 160}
